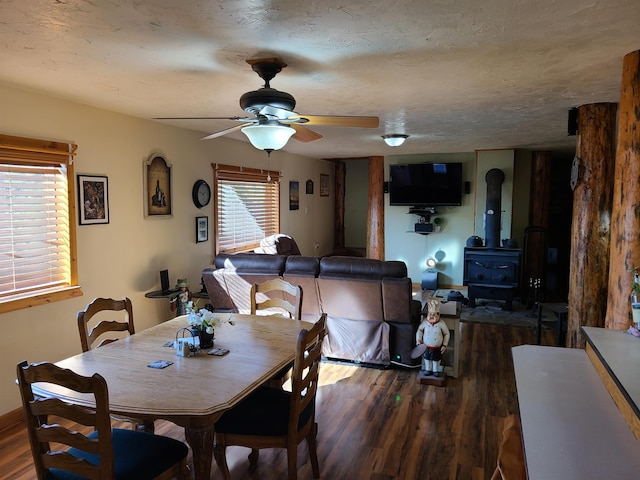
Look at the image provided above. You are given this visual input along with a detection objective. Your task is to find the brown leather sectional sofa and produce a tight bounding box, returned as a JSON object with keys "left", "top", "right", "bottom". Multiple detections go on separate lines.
{"left": 202, "top": 253, "right": 422, "bottom": 367}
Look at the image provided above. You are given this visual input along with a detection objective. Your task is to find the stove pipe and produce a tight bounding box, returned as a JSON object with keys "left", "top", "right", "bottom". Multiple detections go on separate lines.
{"left": 484, "top": 168, "right": 505, "bottom": 248}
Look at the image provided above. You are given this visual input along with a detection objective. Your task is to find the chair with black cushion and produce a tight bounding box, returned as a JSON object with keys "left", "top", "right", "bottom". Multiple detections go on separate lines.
{"left": 251, "top": 278, "right": 303, "bottom": 387}
{"left": 77, "top": 297, "right": 135, "bottom": 352}
{"left": 77, "top": 297, "right": 152, "bottom": 432}
{"left": 213, "top": 313, "right": 327, "bottom": 480}
{"left": 250, "top": 278, "right": 302, "bottom": 320}
{"left": 16, "top": 360, "right": 189, "bottom": 480}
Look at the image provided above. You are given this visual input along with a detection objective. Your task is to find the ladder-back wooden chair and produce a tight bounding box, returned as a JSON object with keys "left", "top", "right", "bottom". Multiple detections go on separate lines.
{"left": 250, "top": 278, "right": 303, "bottom": 320}
{"left": 77, "top": 297, "right": 152, "bottom": 431}
{"left": 77, "top": 297, "right": 135, "bottom": 352}
{"left": 16, "top": 360, "right": 189, "bottom": 480}
{"left": 251, "top": 278, "right": 303, "bottom": 387}
{"left": 213, "top": 313, "right": 327, "bottom": 480}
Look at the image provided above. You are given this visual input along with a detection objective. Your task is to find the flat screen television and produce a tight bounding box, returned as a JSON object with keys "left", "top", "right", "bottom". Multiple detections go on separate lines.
{"left": 389, "top": 162, "right": 463, "bottom": 207}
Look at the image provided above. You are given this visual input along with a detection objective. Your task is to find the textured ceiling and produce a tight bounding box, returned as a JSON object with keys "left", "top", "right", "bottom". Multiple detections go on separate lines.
{"left": 1, "top": 0, "right": 639, "bottom": 159}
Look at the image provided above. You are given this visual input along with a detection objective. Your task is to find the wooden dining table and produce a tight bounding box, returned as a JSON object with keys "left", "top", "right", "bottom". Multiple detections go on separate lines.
{"left": 32, "top": 314, "right": 312, "bottom": 480}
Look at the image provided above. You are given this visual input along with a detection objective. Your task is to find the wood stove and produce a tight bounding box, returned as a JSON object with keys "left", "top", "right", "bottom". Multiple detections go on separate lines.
{"left": 463, "top": 247, "right": 522, "bottom": 310}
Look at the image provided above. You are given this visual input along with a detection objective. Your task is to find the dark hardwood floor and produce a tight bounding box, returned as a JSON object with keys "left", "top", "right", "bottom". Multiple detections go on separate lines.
{"left": 0, "top": 322, "right": 555, "bottom": 480}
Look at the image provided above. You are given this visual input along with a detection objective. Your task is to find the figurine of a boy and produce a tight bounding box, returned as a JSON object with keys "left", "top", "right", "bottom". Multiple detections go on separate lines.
{"left": 170, "top": 278, "right": 192, "bottom": 316}
{"left": 416, "top": 298, "right": 450, "bottom": 377}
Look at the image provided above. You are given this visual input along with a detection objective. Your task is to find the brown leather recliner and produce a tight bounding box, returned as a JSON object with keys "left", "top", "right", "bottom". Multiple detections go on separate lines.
{"left": 202, "top": 253, "right": 421, "bottom": 367}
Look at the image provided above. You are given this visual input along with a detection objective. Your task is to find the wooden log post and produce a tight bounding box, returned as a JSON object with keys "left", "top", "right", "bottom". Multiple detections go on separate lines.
{"left": 334, "top": 160, "right": 346, "bottom": 254}
{"left": 367, "top": 156, "right": 384, "bottom": 260}
{"left": 606, "top": 50, "right": 640, "bottom": 330}
{"left": 567, "top": 103, "right": 617, "bottom": 348}
{"left": 524, "top": 151, "right": 551, "bottom": 301}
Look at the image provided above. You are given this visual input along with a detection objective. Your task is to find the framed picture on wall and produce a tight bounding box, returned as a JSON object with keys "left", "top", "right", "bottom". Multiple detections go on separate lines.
{"left": 144, "top": 154, "right": 172, "bottom": 218}
{"left": 320, "top": 174, "right": 330, "bottom": 197}
{"left": 78, "top": 174, "right": 109, "bottom": 225}
{"left": 289, "top": 181, "right": 299, "bottom": 210}
{"left": 306, "top": 179, "right": 314, "bottom": 194}
{"left": 196, "top": 216, "right": 208, "bottom": 243}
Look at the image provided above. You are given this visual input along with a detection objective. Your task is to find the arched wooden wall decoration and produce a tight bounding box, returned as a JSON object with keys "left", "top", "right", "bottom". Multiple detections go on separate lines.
{"left": 567, "top": 103, "right": 617, "bottom": 348}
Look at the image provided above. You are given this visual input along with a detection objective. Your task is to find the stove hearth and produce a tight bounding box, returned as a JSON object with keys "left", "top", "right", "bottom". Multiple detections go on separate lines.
{"left": 463, "top": 247, "right": 522, "bottom": 310}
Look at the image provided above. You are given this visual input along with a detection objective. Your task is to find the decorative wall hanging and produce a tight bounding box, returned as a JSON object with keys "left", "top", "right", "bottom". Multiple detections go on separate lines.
{"left": 144, "top": 154, "right": 172, "bottom": 217}
{"left": 306, "top": 179, "right": 314, "bottom": 195}
{"left": 320, "top": 174, "right": 330, "bottom": 197}
{"left": 289, "top": 181, "right": 299, "bottom": 210}
{"left": 196, "top": 216, "right": 208, "bottom": 243}
{"left": 78, "top": 174, "right": 109, "bottom": 225}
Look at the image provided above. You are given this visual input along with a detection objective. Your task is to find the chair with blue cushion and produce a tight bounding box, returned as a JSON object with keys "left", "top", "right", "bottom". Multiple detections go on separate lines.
{"left": 16, "top": 360, "right": 189, "bottom": 480}
{"left": 213, "top": 313, "right": 327, "bottom": 480}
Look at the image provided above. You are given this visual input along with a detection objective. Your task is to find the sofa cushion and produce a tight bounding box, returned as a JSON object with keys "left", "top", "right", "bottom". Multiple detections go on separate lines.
{"left": 317, "top": 277, "right": 384, "bottom": 321}
{"left": 214, "top": 253, "right": 287, "bottom": 274}
{"left": 284, "top": 255, "right": 320, "bottom": 276}
{"left": 319, "top": 256, "right": 384, "bottom": 280}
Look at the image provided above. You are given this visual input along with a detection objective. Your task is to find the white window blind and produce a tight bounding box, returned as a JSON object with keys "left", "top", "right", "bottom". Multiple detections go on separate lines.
{"left": 0, "top": 134, "right": 77, "bottom": 305}
{"left": 0, "top": 164, "right": 70, "bottom": 296}
{"left": 215, "top": 165, "right": 280, "bottom": 253}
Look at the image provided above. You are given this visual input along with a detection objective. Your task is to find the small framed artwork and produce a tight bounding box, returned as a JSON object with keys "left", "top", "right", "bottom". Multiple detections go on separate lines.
{"left": 320, "top": 174, "right": 330, "bottom": 197}
{"left": 196, "top": 216, "right": 208, "bottom": 243}
{"left": 306, "top": 179, "right": 314, "bottom": 195}
{"left": 78, "top": 174, "right": 109, "bottom": 225}
{"left": 289, "top": 181, "right": 300, "bottom": 210}
{"left": 144, "top": 154, "right": 172, "bottom": 218}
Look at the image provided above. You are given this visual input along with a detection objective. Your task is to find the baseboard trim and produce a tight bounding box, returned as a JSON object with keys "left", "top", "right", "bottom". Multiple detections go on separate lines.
{"left": 0, "top": 407, "right": 24, "bottom": 432}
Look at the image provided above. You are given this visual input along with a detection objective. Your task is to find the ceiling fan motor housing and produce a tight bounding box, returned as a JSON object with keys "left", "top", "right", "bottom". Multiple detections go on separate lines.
{"left": 240, "top": 88, "right": 296, "bottom": 115}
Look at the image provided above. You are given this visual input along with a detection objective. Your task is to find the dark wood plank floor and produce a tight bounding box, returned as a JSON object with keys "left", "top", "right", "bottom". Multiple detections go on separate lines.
{"left": 0, "top": 322, "right": 555, "bottom": 480}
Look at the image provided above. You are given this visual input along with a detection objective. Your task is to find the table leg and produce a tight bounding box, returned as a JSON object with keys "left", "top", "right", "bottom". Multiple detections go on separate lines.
{"left": 557, "top": 312, "right": 568, "bottom": 346}
{"left": 185, "top": 424, "right": 215, "bottom": 480}
{"left": 536, "top": 302, "right": 542, "bottom": 345}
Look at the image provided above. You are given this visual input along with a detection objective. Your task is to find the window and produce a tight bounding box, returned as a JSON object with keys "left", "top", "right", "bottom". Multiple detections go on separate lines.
{"left": 214, "top": 164, "right": 281, "bottom": 253}
{"left": 0, "top": 134, "right": 81, "bottom": 313}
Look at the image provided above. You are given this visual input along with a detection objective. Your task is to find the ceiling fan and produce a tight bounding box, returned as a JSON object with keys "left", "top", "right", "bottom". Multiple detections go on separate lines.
{"left": 155, "top": 58, "right": 379, "bottom": 152}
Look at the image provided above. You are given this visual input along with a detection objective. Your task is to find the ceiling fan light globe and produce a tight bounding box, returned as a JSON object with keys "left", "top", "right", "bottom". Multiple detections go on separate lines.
{"left": 382, "top": 134, "right": 409, "bottom": 147}
{"left": 241, "top": 124, "right": 296, "bottom": 151}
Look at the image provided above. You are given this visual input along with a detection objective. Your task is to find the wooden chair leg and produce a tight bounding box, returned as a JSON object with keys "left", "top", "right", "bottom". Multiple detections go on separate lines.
{"left": 213, "top": 438, "right": 231, "bottom": 480}
{"left": 287, "top": 443, "right": 298, "bottom": 480}
{"left": 248, "top": 448, "right": 259, "bottom": 472}
{"left": 307, "top": 422, "right": 320, "bottom": 478}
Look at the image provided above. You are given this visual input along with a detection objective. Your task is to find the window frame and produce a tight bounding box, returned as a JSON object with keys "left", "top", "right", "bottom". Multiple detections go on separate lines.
{"left": 0, "top": 134, "right": 82, "bottom": 314}
{"left": 213, "top": 163, "right": 281, "bottom": 254}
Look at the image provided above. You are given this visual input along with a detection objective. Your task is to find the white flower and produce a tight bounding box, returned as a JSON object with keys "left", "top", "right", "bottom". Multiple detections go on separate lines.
{"left": 185, "top": 305, "right": 231, "bottom": 331}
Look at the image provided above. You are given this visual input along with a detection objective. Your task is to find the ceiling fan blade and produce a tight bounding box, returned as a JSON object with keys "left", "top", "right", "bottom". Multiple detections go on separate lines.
{"left": 155, "top": 116, "right": 253, "bottom": 121}
{"left": 200, "top": 123, "right": 251, "bottom": 141}
{"left": 291, "top": 124, "right": 323, "bottom": 143}
{"left": 289, "top": 115, "right": 379, "bottom": 128}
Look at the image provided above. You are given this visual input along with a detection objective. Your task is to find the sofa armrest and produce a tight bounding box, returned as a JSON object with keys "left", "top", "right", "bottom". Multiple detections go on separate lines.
{"left": 382, "top": 276, "right": 418, "bottom": 324}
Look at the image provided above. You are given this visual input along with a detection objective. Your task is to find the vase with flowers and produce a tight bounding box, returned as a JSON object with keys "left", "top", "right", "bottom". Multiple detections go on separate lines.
{"left": 631, "top": 268, "right": 640, "bottom": 330}
{"left": 185, "top": 301, "right": 223, "bottom": 349}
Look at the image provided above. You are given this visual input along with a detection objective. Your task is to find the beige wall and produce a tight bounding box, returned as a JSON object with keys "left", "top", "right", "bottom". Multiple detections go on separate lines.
{"left": 0, "top": 83, "right": 334, "bottom": 415}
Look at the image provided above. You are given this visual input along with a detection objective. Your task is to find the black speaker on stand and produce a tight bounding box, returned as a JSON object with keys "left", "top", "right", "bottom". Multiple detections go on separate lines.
{"left": 160, "top": 269, "right": 170, "bottom": 294}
